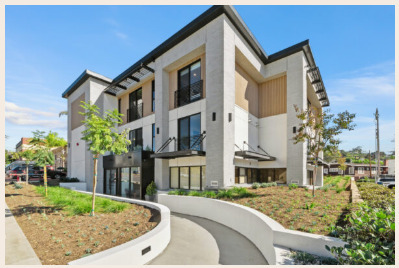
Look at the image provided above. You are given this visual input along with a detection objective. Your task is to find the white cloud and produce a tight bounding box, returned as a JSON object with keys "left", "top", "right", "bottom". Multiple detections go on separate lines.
{"left": 114, "top": 31, "right": 128, "bottom": 40}
{"left": 5, "top": 101, "right": 66, "bottom": 129}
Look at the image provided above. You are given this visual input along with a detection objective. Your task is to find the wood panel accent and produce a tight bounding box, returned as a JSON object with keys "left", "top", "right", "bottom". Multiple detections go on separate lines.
{"left": 71, "top": 93, "right": 85, "bottom": 130}
{"left": 169, "top": 54, "right": 206, "bottom": 110}
{"left": 142, "top": 80, "right": 153, "bottom": 117}
{"left": 259, "top": 75, "right": 287, "bottom": 118}
{"left": 235, "top": 63, "right": 259, "bottom": 116}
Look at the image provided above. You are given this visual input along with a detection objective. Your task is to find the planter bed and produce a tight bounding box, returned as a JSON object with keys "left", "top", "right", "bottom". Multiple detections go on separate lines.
{"left": 5, "top": 184, "right": 159, "bottom": 265}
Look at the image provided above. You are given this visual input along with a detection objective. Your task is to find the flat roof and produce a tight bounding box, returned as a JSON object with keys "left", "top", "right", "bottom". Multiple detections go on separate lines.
{"left": 62, "top": 5, "right": 328, "bottom": 105}
{"left": 62, "top": 69, "right": 112, "bottom": 98}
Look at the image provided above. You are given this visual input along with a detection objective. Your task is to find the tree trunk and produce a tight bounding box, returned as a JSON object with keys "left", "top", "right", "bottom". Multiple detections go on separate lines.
{"left": 44, "top": 166, "right": 48, "bottom": 197}
{"left": 90, "top": 154, "right": 98, "bottom": 216}
{"left": 313, "top": 157, "right": 318, "bottom": 197}
{"left": 26, "top": 165, "right": 29, "bottom": 184}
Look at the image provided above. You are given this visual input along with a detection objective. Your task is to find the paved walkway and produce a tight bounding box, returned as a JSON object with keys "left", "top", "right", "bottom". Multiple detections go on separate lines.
{"left": 149, "top": 213, "right": 267, "bottom": 265}
{"left": 5, "top": 204, "right": 41, "bottom": 265}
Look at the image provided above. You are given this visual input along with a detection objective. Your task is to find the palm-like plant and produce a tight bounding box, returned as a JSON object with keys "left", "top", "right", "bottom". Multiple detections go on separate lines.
{"left": 21, "top": 150, "right": 35, "bottom": 184}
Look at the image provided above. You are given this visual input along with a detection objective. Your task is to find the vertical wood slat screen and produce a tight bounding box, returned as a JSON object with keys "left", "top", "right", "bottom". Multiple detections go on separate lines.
{"left": 259, "top": 75, "right": 287, "bottom": 118}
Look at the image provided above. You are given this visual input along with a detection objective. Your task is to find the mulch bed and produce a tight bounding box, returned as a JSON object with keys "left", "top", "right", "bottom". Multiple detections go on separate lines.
{"left": 227, "top": 186, "right": 351, "bottom": 235}
{"left": 5, "top": 183, "right": 158, "bottom": 265}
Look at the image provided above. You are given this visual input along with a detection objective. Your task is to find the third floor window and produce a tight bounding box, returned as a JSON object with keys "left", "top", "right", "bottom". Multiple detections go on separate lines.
{"left": 175, "top": 60, "right": 203, "bottom": 108}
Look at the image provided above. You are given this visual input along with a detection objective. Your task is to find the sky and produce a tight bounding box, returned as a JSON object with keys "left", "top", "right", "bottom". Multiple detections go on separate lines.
{"left": 5, "top": 5, "right": 395, "bottom": 154}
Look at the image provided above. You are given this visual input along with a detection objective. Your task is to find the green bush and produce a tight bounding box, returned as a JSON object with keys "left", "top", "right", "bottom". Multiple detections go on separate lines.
{"left": 251, "top": 183, "right": 260, "bottom": 189}
{"left": 60, "top": 177, "right": 80, "bottom": 182}
{"left": 335, "top": 187, "right": 345, "bottom": 194}
{"left": 188, "top": 191, "right": 201, "bottom": 196}
{"left": 320, "top": 184, "right": 332, "bottom": 192}
{"left": 288, "top": 183, "right": 298, "bottom": 190}
{"left": 14, "top": 183, "right": 23, "bottom": 189}
{"left": 202, "top": 191, "right": 217, "bottom": 198}
{"left": 145, "top": 181, "right": 157, "bottom": 196}
{"left": 260, "top": 182, "right": 277, "bottom": 188}
{"left": 291, "top": 250, "right": 338, "bottom": 265}
{"left": 35, "top": 186, "right": 128, "bottom": 215}
{"left": 327, "top": 203, "right": 395, "bottom": 265}
{"left": 356, "top": 182, "right": 394, "bottom": 208}
{"left": 216, "top": 190, "right": 233, "bottom": 199}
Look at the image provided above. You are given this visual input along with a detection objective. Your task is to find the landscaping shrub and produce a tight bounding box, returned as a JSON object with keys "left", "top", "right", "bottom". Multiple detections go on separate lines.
{"left": 288, "top": 183, "right": 298, "bottom": 190}
{"left": 216, "top": 190, "right": 233, "bottom": 199}
{"left": 327, "top": 203, "right": 395, "bottom": 265}
{"left": 202, "top": 191, "right": 217, "bottom": 198}
{"left": 320, "top": 184, "right": 332, "bottom": 192}
{"left": 188, "top": 191, "right": 201, "bottom": 196}
{"left": 260, "top": 182, "right": 277, "bottom": 188}
{"left": 251, "top": 182, "right": 260, "bottom": 189}
{"left": 60, "top": 177, "right": 79, "bottom": 182}
{"left": 356, "top": 182, "right": 394, "bottom": 208}
{"left": 145, "top": 181, "right": 157, "bottom": 196}
{"left": 335, "top": 187, "right": 345, "bottom": 194}
{"left": 14, "top": 183, "right": 23, "bottom": 189}
{"left": 291, "top": 250, "right": 338, "bottom": 265}
{"left": 35, "top": 186, "right": 128, "bottom": 215}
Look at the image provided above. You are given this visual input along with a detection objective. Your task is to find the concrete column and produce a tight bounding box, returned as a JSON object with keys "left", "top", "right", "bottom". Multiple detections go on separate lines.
{"left": 205, "top": 16, "right": 236, "bottom": 189}
{"left": 154, "top": 62, "right": 170, "bottom": 190}
{"left": 286, "top": 52, "right": 307, "bottom": 186}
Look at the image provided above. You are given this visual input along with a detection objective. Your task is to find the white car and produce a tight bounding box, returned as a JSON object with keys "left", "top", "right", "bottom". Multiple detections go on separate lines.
{"left": 377, "top": 176, "right": 395, "bottom": 189}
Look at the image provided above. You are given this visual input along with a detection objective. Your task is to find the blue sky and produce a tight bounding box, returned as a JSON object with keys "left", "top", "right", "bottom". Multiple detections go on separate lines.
{"left": 5, "top": 5, "right": 395, "bottom": 154}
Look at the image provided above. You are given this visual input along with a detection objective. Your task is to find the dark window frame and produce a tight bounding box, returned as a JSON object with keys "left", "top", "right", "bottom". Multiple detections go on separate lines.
{"left": 129, "top": 127, "right": 143, "bottom": 151}
{"left": 151, "top": 80, "right": 155, "bottom": 112}
{"left": 178, "top": 112, "right": 201, "bottom": 151}
{"left": 152, "top": 123, "right": 155, "bottom": 152}
{"left": 177, "top": 59, "right": 201, "bottom": 90}
{"left": 169, "top": 166, "right": 204, "bottom": 191}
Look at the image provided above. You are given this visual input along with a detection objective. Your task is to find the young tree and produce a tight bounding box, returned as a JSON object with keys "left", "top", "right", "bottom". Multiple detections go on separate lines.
{"left": 293, "top": 105, "right": 355, "bottom": 196}
{"left": 30, "top": 130, "right": 54, "bottom": 196}
{"left": 80, "top": 101, "right": 130, "bottom": 216}
{"left": 21, "top": 150, "right": 35, "bottom": 184}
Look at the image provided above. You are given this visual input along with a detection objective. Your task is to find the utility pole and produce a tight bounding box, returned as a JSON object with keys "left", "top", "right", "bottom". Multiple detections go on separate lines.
{"left": 369, "top": 150, "right": 372, "bottom": 179}
{"left": 375, "top": 108, "right": 380, "bottom": 182}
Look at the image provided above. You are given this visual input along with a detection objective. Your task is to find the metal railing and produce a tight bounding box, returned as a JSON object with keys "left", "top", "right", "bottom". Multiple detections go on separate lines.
{"left": 178, "top": 132, "right": 205, "bottom": 151}
{"left": 127, "top": 103, "right": 143, "bottom": 122}
{"left": 174, "top": 80, "right": 203, "bottom": 108}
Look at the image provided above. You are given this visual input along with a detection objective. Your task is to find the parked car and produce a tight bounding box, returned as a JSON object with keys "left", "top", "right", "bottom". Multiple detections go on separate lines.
{"left": 377, "top": 175, "right": 395, "bottom": 189}
{"left": 47, "top": 167, "right": 67, "bottom": 179}
{"left": 7, "top": 165, "right": 42, "bottom": 180}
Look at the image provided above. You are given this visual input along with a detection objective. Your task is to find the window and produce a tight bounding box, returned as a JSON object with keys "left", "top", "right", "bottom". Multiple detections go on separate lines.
{"left": 151, "top": 80, "right": 155, "bottom": 112}
{"left": 371, "top": 167, "right": 376, "bottom": 174}
{"left": 128, "top": 128, "right": 143, "bottom": 151}
{"left": 169, "top": 166, "right": 205, "bottom": 190}
{"left": 128, "top": 88, "right": 143, "bottom": 122}
{"left": 178, "top": 113, "right": 201, "bottom": 150}
{"left": 349, "top": 167, "right": 355, "bottom": 174}
{"left": 329, "top": 168, "right": 339, "bottom": 173}
{"left": 118, "top": 98, "right": 121, "bottom": 114}
{"left": 176, "top": 60, "right": 202, "bottom": 107}
{"left": 152, "top": 124, "right": 155, "bottom": 152}
{"left": 358, "top": 167, "right": 364, "bottom": 174}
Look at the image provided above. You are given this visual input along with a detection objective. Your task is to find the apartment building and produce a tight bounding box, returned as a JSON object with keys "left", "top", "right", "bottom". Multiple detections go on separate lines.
{"left": 15, "top": 137, "right": 33, "bottom": 152}
{"left": 62, "top": 5, "right": 330, "bottom": 199}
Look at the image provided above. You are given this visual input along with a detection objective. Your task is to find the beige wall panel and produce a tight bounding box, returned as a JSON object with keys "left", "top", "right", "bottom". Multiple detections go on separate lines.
{"left": 259, "top": 75, "right": 287, "bottom": 118}
{"left": 169, "top": 54, "right": 206, "bottom": 110}
{"left": 71, "top": 93, "right": 85, "bottom": 130}
{"left": 235, "top": 63, "right": 259, "bottom": 117}
{"left": 142, "top": 80, "right": 154, "bottom": 117}
{"left": 119, "top": 92, "right": 129, "bottom": 125}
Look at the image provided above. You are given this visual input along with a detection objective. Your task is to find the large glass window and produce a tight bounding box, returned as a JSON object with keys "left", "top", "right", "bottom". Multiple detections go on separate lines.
{"left": 170, "top": 167, "right": 179, "bottom": 189}
{"left": 170, "top": 166, "right": 205, "bottom": 190}
{"left": 152, "top": 124, "right": 155, "bottom": 152}
{"left": 190, "top": 167, "right": 201, "bottom": 190}
{"left": 176, "top": 60, "right": 202, "bottom": 107}
{"left": 129, "top": 128, "right": 143, "bottom": 151}
{"left": 130, "top": 167, "right": 141, "bottom": 199}
{"left": 178, "top": 60, "right": 201, "bottom": 90}
{"left": 128, "top": 88, "right": 143, "bottom": 122}
{"left": 178, "top": 113, "right": 201, "bottom": 151}
{"left": 180, "top": 167, "right": 189, "bottom": 189}
{"left": 120, "top": 167, "right": 130, "bottom": 197}
{"left": 105, "top": 169, "right": 117, "bottom": 195}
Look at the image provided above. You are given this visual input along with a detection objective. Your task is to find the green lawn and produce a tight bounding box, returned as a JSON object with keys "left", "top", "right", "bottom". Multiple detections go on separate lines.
{"left": 35, "top": 186, "right": 129, "bottom": 215}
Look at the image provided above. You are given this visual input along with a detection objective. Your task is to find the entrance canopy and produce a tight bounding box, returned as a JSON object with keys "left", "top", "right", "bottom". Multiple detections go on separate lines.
{"left": 235, "top": 150, "right": 276, "bottom": 161}
{"left": 150, "top": 150, "right": 206, "bottom": 159}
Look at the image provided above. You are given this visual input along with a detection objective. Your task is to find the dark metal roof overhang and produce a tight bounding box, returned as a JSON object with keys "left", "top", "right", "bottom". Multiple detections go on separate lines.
{"left": 150, "top": 150, "right": 206, "bottom": 159}
{"left": 103, "top": 5, "right": 269, "bottom": 96}
{"left": 235, "top": 150, "right": 276, "bottom": 161}
{"left": 307, "top": 67, "right": 330, "bottom": 107}
{"left": 307, "top": 157, "right": 329, "bottom": 166}
{"left": 62, "top": 70, "right": 112, "bottom": 98}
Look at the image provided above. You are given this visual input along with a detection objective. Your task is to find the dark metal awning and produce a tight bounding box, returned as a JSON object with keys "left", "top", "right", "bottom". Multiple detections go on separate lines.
{"left": 307, "top": 66, "right": 330, "bottom": 107}
{"left": 105, "top": 63, "right": 154, "bottom": 95}
{"left": 307, "top": 156, "right": 329, "bottom": 166}
{"left": 150, "top": 150, "right": 206, "bottom": 159}
{"left": 235, "top": 150, "right": 276, "bottom": 161}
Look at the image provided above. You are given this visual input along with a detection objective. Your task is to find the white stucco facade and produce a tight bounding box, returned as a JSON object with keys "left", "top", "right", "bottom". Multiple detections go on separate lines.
{"left": 63, "top": 5, "right": 328, "bottom": 193}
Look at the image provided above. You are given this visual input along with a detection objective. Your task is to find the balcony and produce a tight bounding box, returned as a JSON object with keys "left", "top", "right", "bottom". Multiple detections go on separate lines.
{"left": 174, "top": 80, "right": 203, "bottom": 108}
{"left": 127, "top": 103, "right": 143, "bottom": 123}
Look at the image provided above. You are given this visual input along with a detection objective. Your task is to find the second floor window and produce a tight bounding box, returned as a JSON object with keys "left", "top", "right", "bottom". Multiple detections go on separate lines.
{"left": 128, "top": 128, "right": 143, "bottom": 151}
{"left": 176, "top": 60, "right": 202, "bottom": 107}
{"left": 152, "top": 80, "right": 155, "bottom": 112}
{"left": 128, "top": 88, "right": 143, "bottom": 122}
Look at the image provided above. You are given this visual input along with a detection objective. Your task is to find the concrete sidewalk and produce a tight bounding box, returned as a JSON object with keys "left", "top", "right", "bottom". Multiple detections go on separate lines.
{"left": 5, "top": 204, "right": 41, "bottom": 265}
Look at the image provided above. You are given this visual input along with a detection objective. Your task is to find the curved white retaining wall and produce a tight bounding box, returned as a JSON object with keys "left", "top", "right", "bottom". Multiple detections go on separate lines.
{"left": 68, "top": 191, "right": 171, "bottom": 265}
{"left": 158, "top": 194, "right": 345, "bottom": 265}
